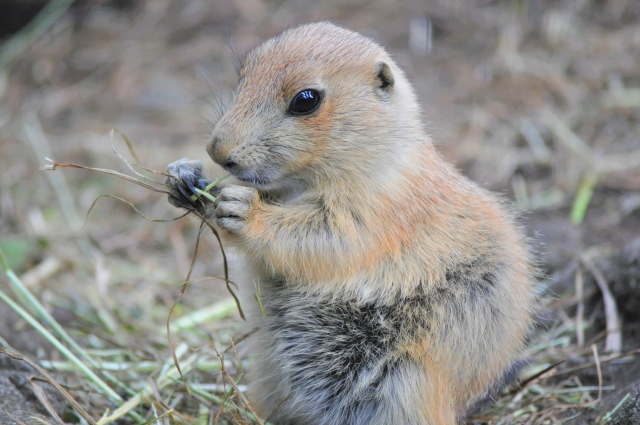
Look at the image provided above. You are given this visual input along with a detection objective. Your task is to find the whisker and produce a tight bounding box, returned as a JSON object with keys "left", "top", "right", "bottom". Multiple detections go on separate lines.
{"left": 194, "top": 113, "right": 217, "bottom": 130}
{"left": 196, "top": 65, "right": 230, "bottom": 122}
{"left": 225, "top": 26, "right": 243, "bottom": 77}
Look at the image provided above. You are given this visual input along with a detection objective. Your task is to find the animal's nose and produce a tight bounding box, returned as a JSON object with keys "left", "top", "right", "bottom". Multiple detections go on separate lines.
{"left": 206, "top": 135, "right": 240, "bottom": 171}
{"left": 206, "top": 136, "right": 221, "bottom": 162}
{"left": 207, "top": 136, "right": 219, "bottom": 150}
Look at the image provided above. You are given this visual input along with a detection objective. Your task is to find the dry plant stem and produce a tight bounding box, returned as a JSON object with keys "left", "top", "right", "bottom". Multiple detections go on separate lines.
{"left": 172, "top": 384, "right": 274, "bottom": 425}
{"left": 583, "top": 259, "right": 623, "bottom": 355}
{"left": 0, "top": 249, "right": 135, "bottom": 398}
{"left": 0, "top": 251, "right": 123, "bottom": 402}
{"left": 538, "top": 385, "right": 614, "bottom": 394}
{"left": 26, "top": 114, "right": 95, "bottom": 257}
{"left": 20, "top": 257, "right": 63, "bottom": 289}
{"left": 212, "top": 388, "right": 231, "bottom": 425}
{"left": 602, "top": 82, "right": 640, "bottom": 108}
{"left": 223, "top": 371, "right": 266, "bottom": 425}
{"left": 503, "top": 361, "right": 566, "bottom": 398}
{"left": 223, "top": 327, "right": 260, "bottom": 354}
{"left": 140, "top": 409, "right": 175, "bottom": 425}
{"left": 41, "top": 152, "right": 249, "bottom": 418}
{"left": 547, "top": 285, "right": 597, "bottom": 311}
{"left": 0, "top": 289, "right": 135, "bottom": 417}
{"left": 539, "top": 110, "right": 640, "bottom": 225}
{"left": 42, "top": 158, "right": 242, "bottom": 315}
{"left": 166, "top": 220, "right": 207, "bottom": 395}
{"left": 229, "top": 337, "right": 242, "bottom": 375}
{"left": 194, "top": 211, "right": 245, "bottom": 319}
{"left": 520, "top": 119, "right": 551, "bottom": 161}
{"left": 541, "top": 109, "right": 594, "bottom": 165}
{"left": 575, "top": 267, "right": 585, "bottom": 347}
{"left": 109, "top": 130, "right": 176, "bottom": 187}
{"left": 40, "top": 360, "right": 228, "bottom": 373}
{"left": 168, "top": 298, "right": 239, "bottom": 333}
{"left": 551, "top": 348, "right": 640, "bottom": 378}
{"left": 539, "top": 110, "right": 597, "bottom": 225}
{"left": 147, "top": 377, "right": 169, "bottom": 424}
{"left": 39, "top": 136, "right": 248, "bottom": 420}
{"left": 593, "top": 344, "right": 603, "bottom": 405}
{"left": 212, "top": 349, "right": 230, "bottom": 425}
{"left": 552, "top": 345, "right": 603, "bottom": 411}
{"left": 97, "top": 352, "right": 200, "bottom": 425}
{"left": 29, "top": 379, "right": 65, "bottom": 425}
{"left": 41, "top": 157, "right": 242, "bottom": 314}
{"left": 167, "top": 409, "right": 192, "bottom": 424}
{"left": 192, "top": 383, "right": 248, "bottom": 392}
{"left": 111, "top": 128, "right": 141, "bottom": 164}
{"left": 598, "top": 150, "right": 640, "bottom": 173}
{"left": 0, "top": 347, "right": 97, "bottom": 425}
{"left": 41, "top": 159, "right": 171, "bottom": 195}
{"left": 84, "top": 194, "right": 189, "bottom": 226}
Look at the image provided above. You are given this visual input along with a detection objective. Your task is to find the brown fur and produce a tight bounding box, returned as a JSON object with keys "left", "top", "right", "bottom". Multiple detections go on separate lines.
{"left": 167, "top": 22, "right": 538, "bottom": 425}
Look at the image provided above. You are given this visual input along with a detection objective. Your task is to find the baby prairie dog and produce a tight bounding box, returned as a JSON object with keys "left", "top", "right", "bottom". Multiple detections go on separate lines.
{"left": 166, "top": 23, "right": 537, "bottom": 425}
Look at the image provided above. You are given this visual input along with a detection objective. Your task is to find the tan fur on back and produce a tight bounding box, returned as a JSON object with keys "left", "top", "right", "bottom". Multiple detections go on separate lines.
{"left": 200, "top": 22, "right": 538, "bottom": 425}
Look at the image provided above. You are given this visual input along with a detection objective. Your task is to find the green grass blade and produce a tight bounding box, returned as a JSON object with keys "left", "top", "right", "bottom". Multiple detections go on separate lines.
{"left": 570, "top": 171, "right": 597, "bottom": 225}
{"left": 0, "top": 286, "right": 122, "bottom": 401}
{"left": 0, "top": 249, "right": 135, "bottom": 396}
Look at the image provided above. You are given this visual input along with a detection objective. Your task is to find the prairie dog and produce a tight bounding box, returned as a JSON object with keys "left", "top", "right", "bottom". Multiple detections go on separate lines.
{"left": 166, "top": 22, "right": 537, "bottom": 425}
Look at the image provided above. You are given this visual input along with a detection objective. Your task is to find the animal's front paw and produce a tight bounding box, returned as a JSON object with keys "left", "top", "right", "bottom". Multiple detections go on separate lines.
{"left": 215, "top": 185, "right": 259, "bottom": 235}
{"left": 165, "top": 158, "right": 214, "bottom": 211}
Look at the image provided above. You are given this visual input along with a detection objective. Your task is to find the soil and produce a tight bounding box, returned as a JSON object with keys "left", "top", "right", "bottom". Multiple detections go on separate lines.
{"left": 560, "top": 235, "right": 640, "bottom": 424}
{"left": 0, "top": 354, "right": 67, "bottom": 425}
{"left": 0, "top": 303, "right": 75, "bottom": 424}
{"left": 611, "top": 389, "right": 640, "bottom": 425}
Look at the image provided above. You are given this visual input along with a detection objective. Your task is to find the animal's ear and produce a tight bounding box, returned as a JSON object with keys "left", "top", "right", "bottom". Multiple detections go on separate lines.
{"left": 375, "top": 61, "right": 394, "bottom": 94}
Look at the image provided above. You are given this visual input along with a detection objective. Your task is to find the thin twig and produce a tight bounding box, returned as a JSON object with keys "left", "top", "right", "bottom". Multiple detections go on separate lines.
{"left": 29, "top": 379, "right": 65, "bottom": 425}
{"left": 223, "top": 328, "right": 260, "bottom": 354}
{"left": 551, "top": 349, "right": 640, "bottom": 377}
{"left": 575, "top": 267, "right": 585, "bottom": 347}
{"left": 83, "top": 194, "right": 189, "bottom": 228}
{"left": 25, "top": 113, "right": 96, "bottom": 256}
{"left": 540, "top": 109, "right": 594, "bottom": 165}
{"left": 583, "top": 259, "right": 622, "bottom": 355}
{"left": 0, "top": 348, "right": 97, "bottom": 425}
{"left": 223, "top": 371, "right": 265, "bottom": 425}
{"left": 195, "top": 211, "right": 245, "bottom": 320}
{"left": 0, "top": 249, "right": 134, "bottom": 399}
{"left": 20, "top": 256, "right": 63, "bottom": 289}
{"left": 41, "top": 158, "right": 171, "bottom": 195}
{"left": 0, "top": 254, "right": 122, "bottom": 402}
{"left": 166, "top": 220, "right": 207, "bottom": 394}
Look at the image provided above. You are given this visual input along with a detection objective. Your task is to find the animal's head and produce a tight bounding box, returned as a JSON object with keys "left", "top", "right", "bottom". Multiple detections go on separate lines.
{"left": 207, "top": 22, "right": 425, "bottom": 193}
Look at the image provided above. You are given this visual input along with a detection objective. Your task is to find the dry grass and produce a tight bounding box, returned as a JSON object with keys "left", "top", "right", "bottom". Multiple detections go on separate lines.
{"left": 0, "top": 0, "right": 639, "bottom": 424}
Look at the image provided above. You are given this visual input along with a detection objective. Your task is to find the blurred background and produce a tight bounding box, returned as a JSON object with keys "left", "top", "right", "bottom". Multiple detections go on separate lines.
{"left": 0, "top": 0, "right": 639, "bottom": 424}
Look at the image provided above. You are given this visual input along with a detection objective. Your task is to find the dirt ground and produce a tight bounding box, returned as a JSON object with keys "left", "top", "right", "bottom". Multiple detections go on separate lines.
{"left": 1, "top": 0, "right": 639, "bottom": 424}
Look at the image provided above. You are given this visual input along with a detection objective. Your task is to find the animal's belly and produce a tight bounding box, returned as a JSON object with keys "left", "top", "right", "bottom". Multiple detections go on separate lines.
{"left": 263, "top": 286, "right": 426, "bottom": 422}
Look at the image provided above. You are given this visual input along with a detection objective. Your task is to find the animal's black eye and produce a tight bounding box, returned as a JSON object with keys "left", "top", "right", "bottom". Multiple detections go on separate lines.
{"left": 288, "top": 89, "right": 321, "bottom": 115}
